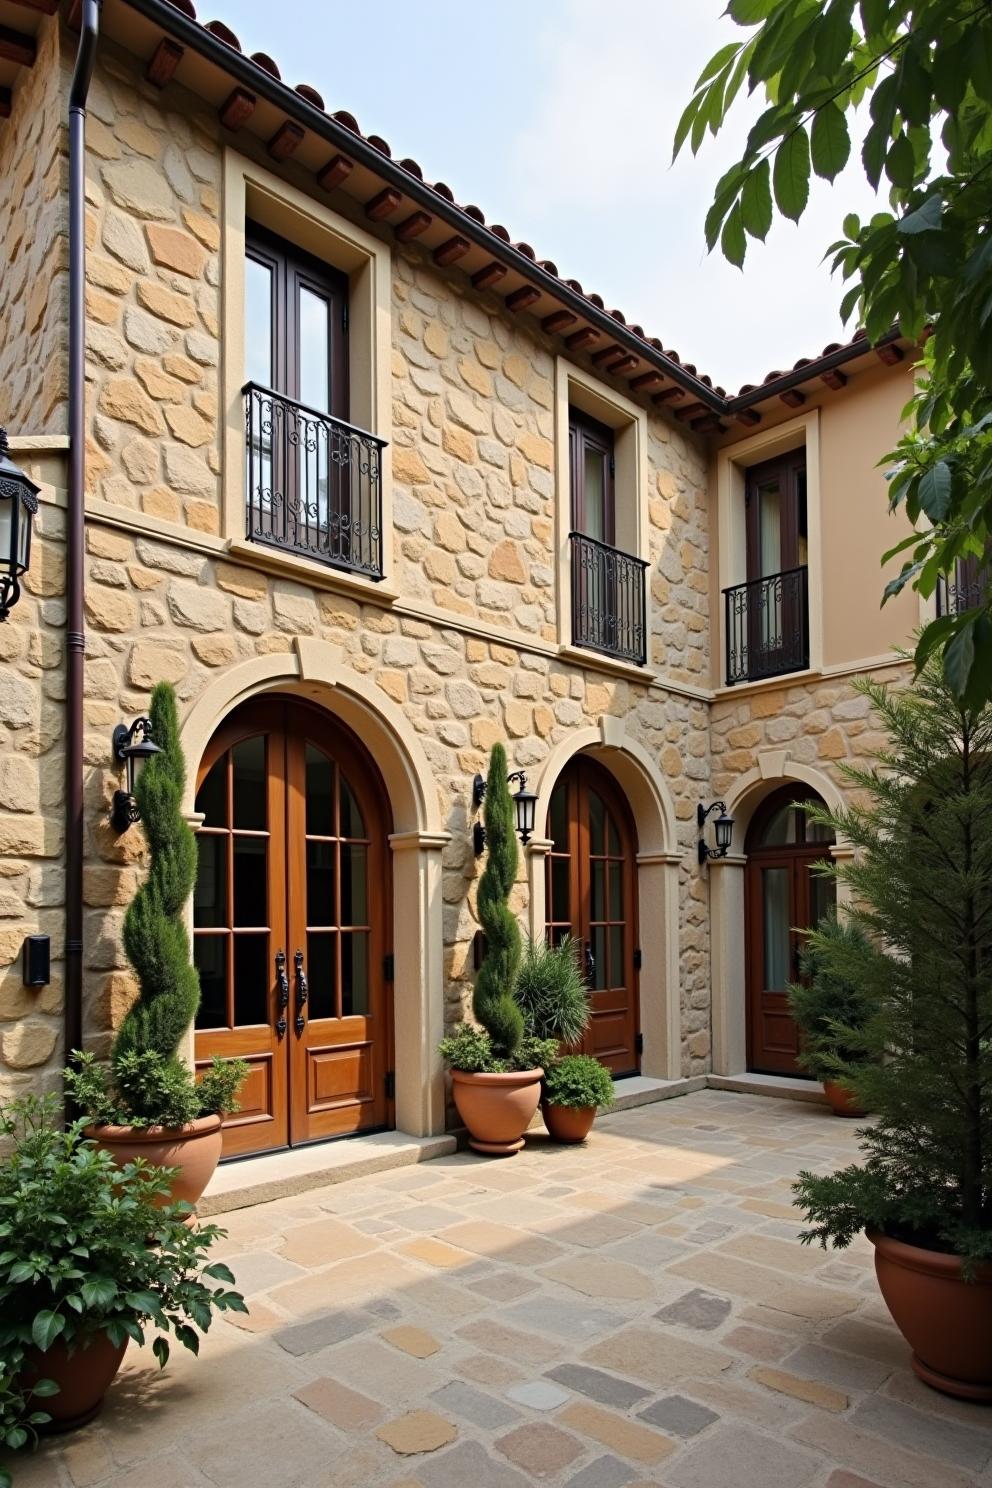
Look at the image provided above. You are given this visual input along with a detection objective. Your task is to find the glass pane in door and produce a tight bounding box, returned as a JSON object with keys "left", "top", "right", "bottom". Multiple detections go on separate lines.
{"left": 809, "top": 868, "right": 836, "bottom": 929}
{"left": 582, "top": 448, "right": 606, "bottom": 543}
{"left": 245, "top": 256, "right": 272, "bottom": 387}
{"left": 299, "top": 285, "right": 331, "bottom": 547}
{"left": 761, "top": 866, "right": 790, "bottom": 990}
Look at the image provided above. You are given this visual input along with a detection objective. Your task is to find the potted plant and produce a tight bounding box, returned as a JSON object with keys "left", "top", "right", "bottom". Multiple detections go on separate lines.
{"left": 794, "top": 662, "right": 992, "bottom": 1402}
{"left": 0, "top": 1094, "right": 246, "bottom": 1453}
{"left": 440, "top": 745, "right": 553, "bottom": 1155}
{"left": 788, "top": 915, "right": 874, "bottom": 1117}
{"left": 542, "top": 1055, "right": 615, "bottom": 1143}
{"left": 67, "top": 683, "right": 246, "bottom": 1208}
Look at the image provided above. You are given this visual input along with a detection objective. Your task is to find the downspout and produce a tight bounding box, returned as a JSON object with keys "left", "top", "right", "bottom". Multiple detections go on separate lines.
{"left": 65, "top": 0, "right": 101, "bottom": 1081}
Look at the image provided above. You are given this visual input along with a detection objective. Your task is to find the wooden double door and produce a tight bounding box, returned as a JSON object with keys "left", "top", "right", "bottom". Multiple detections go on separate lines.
{"left": 545, "top": 757, "right": 640, "bottom": 1075}
{"left": 193, "top": 699, "right": 393, "bottom": 1157}
{"left": 745, "top": 784, "right": 835, "bottom": 1076}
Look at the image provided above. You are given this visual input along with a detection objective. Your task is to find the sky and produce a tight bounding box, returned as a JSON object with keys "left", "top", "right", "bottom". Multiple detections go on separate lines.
{"left": 221, "top": 0, "right": 881, "bottom": 391}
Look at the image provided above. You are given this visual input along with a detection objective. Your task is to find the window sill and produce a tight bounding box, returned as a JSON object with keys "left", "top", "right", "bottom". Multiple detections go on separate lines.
{"left": 713, "top": 666, "right": 820, "bottom": 699}
{"left": 226, "top": 539, "right": 399, "bottom": 605}
{"left": 558, "top": 644, "right": 657, "bottom": 685}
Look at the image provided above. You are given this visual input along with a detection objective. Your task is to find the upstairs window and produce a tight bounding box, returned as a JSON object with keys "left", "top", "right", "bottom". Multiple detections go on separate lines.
{"left": 569, "top": 408, "right": 616, "bottom": 546}
{"left": 745, "top": 451, "right": 807, "bottom": 583}
{"left": 725, "top": 449, "right": 810, "bottom": 686}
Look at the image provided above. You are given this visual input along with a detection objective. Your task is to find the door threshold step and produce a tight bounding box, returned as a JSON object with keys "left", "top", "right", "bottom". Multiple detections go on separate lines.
{"left": 607, "top": 1075, "right": 707, "bottom": 1111}
{"left": 706, "top": 1071, "right": 828, "bottom": 1104}
{"left": 199, "top": 1130, "right": 458, "bottom": 1215}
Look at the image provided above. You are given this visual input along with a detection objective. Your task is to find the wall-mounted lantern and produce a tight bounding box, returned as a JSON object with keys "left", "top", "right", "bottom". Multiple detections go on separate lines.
{"left": 472, "top": 770, "right": 538, "bottom": 856}
{"left": 111, "top": 716, "right": 162, "bottom": 832}
{"left": 0, "top": 428, "right": 40, "bottom": 622}
{"left": 698, "top": 800, "right": 734, "bottom": 865}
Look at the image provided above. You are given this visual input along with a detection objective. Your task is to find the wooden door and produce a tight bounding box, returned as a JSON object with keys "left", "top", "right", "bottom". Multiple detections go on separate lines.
{"left": 192, "top": 699, "right": 392, "bottom": 1157}
{"left": 744, "top": 785, "right": 835, "bottom": 1076}
{"left": 545, "top": 757, "right": 640, "bottom": 1075}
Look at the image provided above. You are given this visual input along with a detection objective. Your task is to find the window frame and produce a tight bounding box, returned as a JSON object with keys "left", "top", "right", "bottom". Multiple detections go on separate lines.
{"left": 245, "top": 220, "right": 350, "bottom": 422}
{"left": 744, "top": 449, "right": 808, "bottom": 582}
{"left": 568, "top": 407, "right": 617, "bottom": 548}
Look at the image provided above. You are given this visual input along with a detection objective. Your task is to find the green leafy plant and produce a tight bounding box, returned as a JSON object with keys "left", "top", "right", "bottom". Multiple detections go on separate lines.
{"left": 0, "top": 1366, "right": 57, "bottom": 1487}
{"left": 543, "top": 1055, "right": 615, "bottom": 1111}
{"left": 514, "top": 936, "right": 591, "bottom": 1046}
{"left": 0, "top": 1096, "right": 247, "bottom": 1476}
{"left": 678, "top": 0, "right": 992, "bottom": 706}
{"left": 64, "top": 1050, "right": 247, "bottom": 1129}
{"left": 792, "top": 661, "right": 992, "bottom": 1263}
{"left": 788, "top": 915, "right": 877, "bottom": 1084}
{"left": 473, "top": 744, "right": 524, "bottom": 1061}
{"left": 437, "top": 1025, "right": 557, "bottom": 1076}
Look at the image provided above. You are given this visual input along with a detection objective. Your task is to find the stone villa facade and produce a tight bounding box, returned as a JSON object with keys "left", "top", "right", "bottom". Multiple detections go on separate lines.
{"left": 0, "top": 1, "right": 924, "bottom": 1159}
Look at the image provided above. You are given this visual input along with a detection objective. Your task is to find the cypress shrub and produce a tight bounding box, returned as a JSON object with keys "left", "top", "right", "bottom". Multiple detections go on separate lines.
{"left": 473, "top": 743, "right": 524, "bottom": 1061}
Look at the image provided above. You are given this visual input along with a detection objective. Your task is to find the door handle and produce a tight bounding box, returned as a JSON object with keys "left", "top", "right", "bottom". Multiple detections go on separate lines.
{"left": 294, "top": 948, "right": 308, "bottom": 1035}
{"left": 275, "top": 949, "right": 289, "bottom": 1038}
{"left": 584, "top": 941, "right": 595, "bottom": 985}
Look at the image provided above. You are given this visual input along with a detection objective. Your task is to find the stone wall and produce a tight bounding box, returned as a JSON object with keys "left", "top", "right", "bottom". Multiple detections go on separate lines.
{"left": 0, "top": 19, "right": 70, "bottom": 435}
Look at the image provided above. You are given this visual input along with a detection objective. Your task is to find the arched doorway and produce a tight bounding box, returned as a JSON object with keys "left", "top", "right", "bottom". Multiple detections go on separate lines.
{"left": 545, "top": 756, "right": 640, "bottom": 1075}
{"left": 744, "top": 783, "right": 835, "bottom": 1076}
{"left": 192, "top": 697, "right": 393, "bottom": 1156}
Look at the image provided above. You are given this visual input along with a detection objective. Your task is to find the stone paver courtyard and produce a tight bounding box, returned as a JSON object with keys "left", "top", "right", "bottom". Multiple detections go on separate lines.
{"left": 16, "top": 1090, "right": 992, "bottom": 1488}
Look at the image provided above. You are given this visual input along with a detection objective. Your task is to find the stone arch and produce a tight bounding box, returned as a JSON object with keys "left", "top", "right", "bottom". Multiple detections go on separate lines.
{"left": 709, "top": 749, "right": 846, "bottom": 1085}
{"left": 180, "top": 639, "right": 449, "bottom": 1138}
{"left": 526, "top": 715, "right": 682, "bottom": 1080}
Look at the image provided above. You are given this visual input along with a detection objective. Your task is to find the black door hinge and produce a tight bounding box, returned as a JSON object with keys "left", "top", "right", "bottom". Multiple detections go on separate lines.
{"left": 609, "top": 452, "right": 616, "bottom": 478}
{"left": 633, "top": 948, "right": 642, "bottom": 971}
{"left": 383, "top": 954, "right": 394, "bottom": 982}
{"left": 385, "top": 1070, "right": 395, "bottom": 1100}
{"left": 342, "top": 299, "right": 349, "bottom": 334}
{"left": 635, "top": 1032, "right": 644, "bottom": 1055}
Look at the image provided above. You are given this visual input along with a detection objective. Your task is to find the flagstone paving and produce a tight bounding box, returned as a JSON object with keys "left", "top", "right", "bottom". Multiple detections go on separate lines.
{"left": 13, "top": 1090, "right": 992, "bottom": 1487}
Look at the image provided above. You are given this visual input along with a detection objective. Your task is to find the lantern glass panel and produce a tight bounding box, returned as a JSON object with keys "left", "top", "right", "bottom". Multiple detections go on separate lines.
{"left": 0, "top": 498, "right": 12, "bottom": 575}
{"left": 715, "top": 813, "right": 734, "bottom": 852}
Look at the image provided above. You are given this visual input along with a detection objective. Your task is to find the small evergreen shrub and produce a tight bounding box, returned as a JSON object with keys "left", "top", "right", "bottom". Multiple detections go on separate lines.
{"left": 65, "top": 1050, "right": 245, "bottom": 1129}
{"left": 543, "top": 1055, "right": 615, "bottom": 1111}
{"left": 514, "top": 936, "right": 591, "bottom": 1046}
{"left": 472, "top": 744, "right": 524, "bottom": 1060}
{"left": 438, "top": 1024, "right": 557, "bottom": 1075}
{"left": 788, "top": 916, "right": 876, "bottom": 1084}
{"left": 794, "top": 663, "right": 992, "bottom": 1264}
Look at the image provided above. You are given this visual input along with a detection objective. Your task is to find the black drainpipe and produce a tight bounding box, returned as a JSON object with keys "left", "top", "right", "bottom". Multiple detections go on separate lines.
{"left": 65, "top": 0, "right": 101, "bottom": 1080}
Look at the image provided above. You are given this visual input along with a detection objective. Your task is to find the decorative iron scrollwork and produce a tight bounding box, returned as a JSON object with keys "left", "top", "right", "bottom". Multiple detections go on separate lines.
{"left": 294, "top": 948, "right": 308, "bottom": 1036}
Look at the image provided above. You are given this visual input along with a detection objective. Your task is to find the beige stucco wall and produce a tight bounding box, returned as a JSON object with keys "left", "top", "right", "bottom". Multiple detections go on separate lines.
{"left": 0, "top": 18, "right": 70, "bottom": 435}
{"left": 818, "top": 361, "right": 918, "bottom": 668}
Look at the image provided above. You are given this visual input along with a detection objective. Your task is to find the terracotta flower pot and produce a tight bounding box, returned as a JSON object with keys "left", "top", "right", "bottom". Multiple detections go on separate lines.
{"left": 85, "top": 1113, "right": 223, "bottom": 1209}
{"left": 869, "top": 1229, "right": 992, "bottom": 1402}
{"left": 20, "top": 1331, "right": 128, "bottom": 1433}
{"left": 823, "top": 1079, "right": 867, "bottom": 1118}
{"left": 451, "top": 1068, "right": 543, "bottom": 1155}
{"left": 541, "top": 1100, "right": 596, "bottom": 1144}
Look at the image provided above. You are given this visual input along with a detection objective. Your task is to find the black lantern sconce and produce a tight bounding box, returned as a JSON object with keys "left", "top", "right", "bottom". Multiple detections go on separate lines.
{"left": 0, "top": 428, "right": 40, "bottom": 621}
{"left": 472, "top": 770, "right": 538, "bottom": 856}
{"left": 698, "top": 800, "right": 734, "bottom": 865}
{"left": 110, "top": 716, "right": 162, "bottom": 833}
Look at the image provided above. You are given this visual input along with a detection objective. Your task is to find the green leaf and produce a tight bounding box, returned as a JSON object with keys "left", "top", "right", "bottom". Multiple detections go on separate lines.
{"left": 773, "top": 127, "right": 810, "bottom": 222}
{"left": 811, "top": 103, "right": 851, "bottom": 182}
{"left": 943, "top": 616, "right": 976, "bottom": 700}
{"left": 152, "top": 1335, "right": 170, "bottom": 1369}
{"left": 917, "top": 461, "right": 953, "bottom": 521}
{"left": 741, "top": 159, "right": 773, "bottom": 241}
{"left": 897, "top": 194, "right": 942, "bottom": 235}
{"left": 673, "top": 91, "right": 704, "bottom": 161}
{"left": 721, "top": 202, "right": 747, "bottom": 268}
{"left": 729, "top": 0, "right": 779, "bottom": 22}
{"left": 203, "top": 1262, "right": 236, "bottom": 1284}
{"left": 914, "top": 614, "right": 957, "bottom": 671}
{"left": 861, "top": 119, "right": 890, "bottom": 190}
{"left": 29, "top": 1378, "right": 60, "bottom": 1398}
{"left": 694, "top": 41, "right": 742, "bottom": 90}
{"left": 4, "top": 1428, "right": 27, "bottom": 1452}
{"left": 124, "top": 1290, "right": 160, "bottom": 1316}
{"left": 885, "top": 133, "right": 915, "bottom": 189}
{"left": 31, "top": 1310, "right": 65, "bottom": 1352}
{"left": 7, "top": 1262, "right": 36, "bottom": 1284}
{"left": 80, "top": 1277, "right": 117, "bottom": 1310}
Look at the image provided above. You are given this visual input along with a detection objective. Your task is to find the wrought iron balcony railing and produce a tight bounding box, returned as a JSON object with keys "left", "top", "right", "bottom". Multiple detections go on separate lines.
{"left": 936, "top": 566, "right": 989, "bottom": 617}
{"left": 244, "top": 382, "right": 386, "bottom": 580}
{"left": 724, "top": 565, "right": 809, "bottom": 686}
{"left": 570, "top": 531, "right": 648, "bottom": 667}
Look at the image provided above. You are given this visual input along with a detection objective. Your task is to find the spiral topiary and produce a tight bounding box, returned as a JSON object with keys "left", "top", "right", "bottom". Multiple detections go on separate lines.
{"left": 473, "top": 743, "right": 524, "bottom": 1061}
{"left": 112, "top": 683, "right": 200, "bottom": 1070}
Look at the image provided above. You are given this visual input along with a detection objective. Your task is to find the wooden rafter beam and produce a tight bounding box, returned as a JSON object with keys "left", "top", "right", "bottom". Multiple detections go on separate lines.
{"left": 396, "top": 210, "right": 432, "bottom": 242}
{"left": 608, "top": 355, "right": 638, "bottom": 375}
{"left": 675, "top": 401, "right": 709, "bottom": 421}
{"left": 317, "top": 154, "right": 353, "bottom": 191}
{"left": 145, "top": 37, "right": 183, "bottom": 88}
{"left": 820, "top": 368, "right": 847, "bottom": 391}
{"left": 268, "top": 121, "right": 304, "bottom": 162}
{"left": 365, "top": 187, "right": 402, "bottom": 222}
{"left": 876, "top": 343, "right": 904, "bottom": 365}
{"left": 219, "top": 87, "right": 255, "bottom": 130}
{"left": 630, "top": 371, "right": 664, "bottom": 391}
{"left": 542, "top": 310, "right": 577, "bottom": 336}
{"left": 735, "top": 409, "right": 761, "bottom": 426}
{"left": 780, "top": 388, "right": 806, "bottom": 408}
{"left": 652, "top": 386, "right": 686, "bottom": 405}
{"left": 591, "top": 344, "right": 625, "bottom": 366}
{"left": 472, "top": 262, "right": 507, "bottom": 290}
{"left": 565, "top": 327, "right": 601, "bottom": 351}
{"left": 505, "top": 285, "right": 541, "bottom": 312}
{"left": 433, "top": 235, "right": 470, "bottom": 267}
{"left": 0, "top": 25, "right": 36, "bottom": 66}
